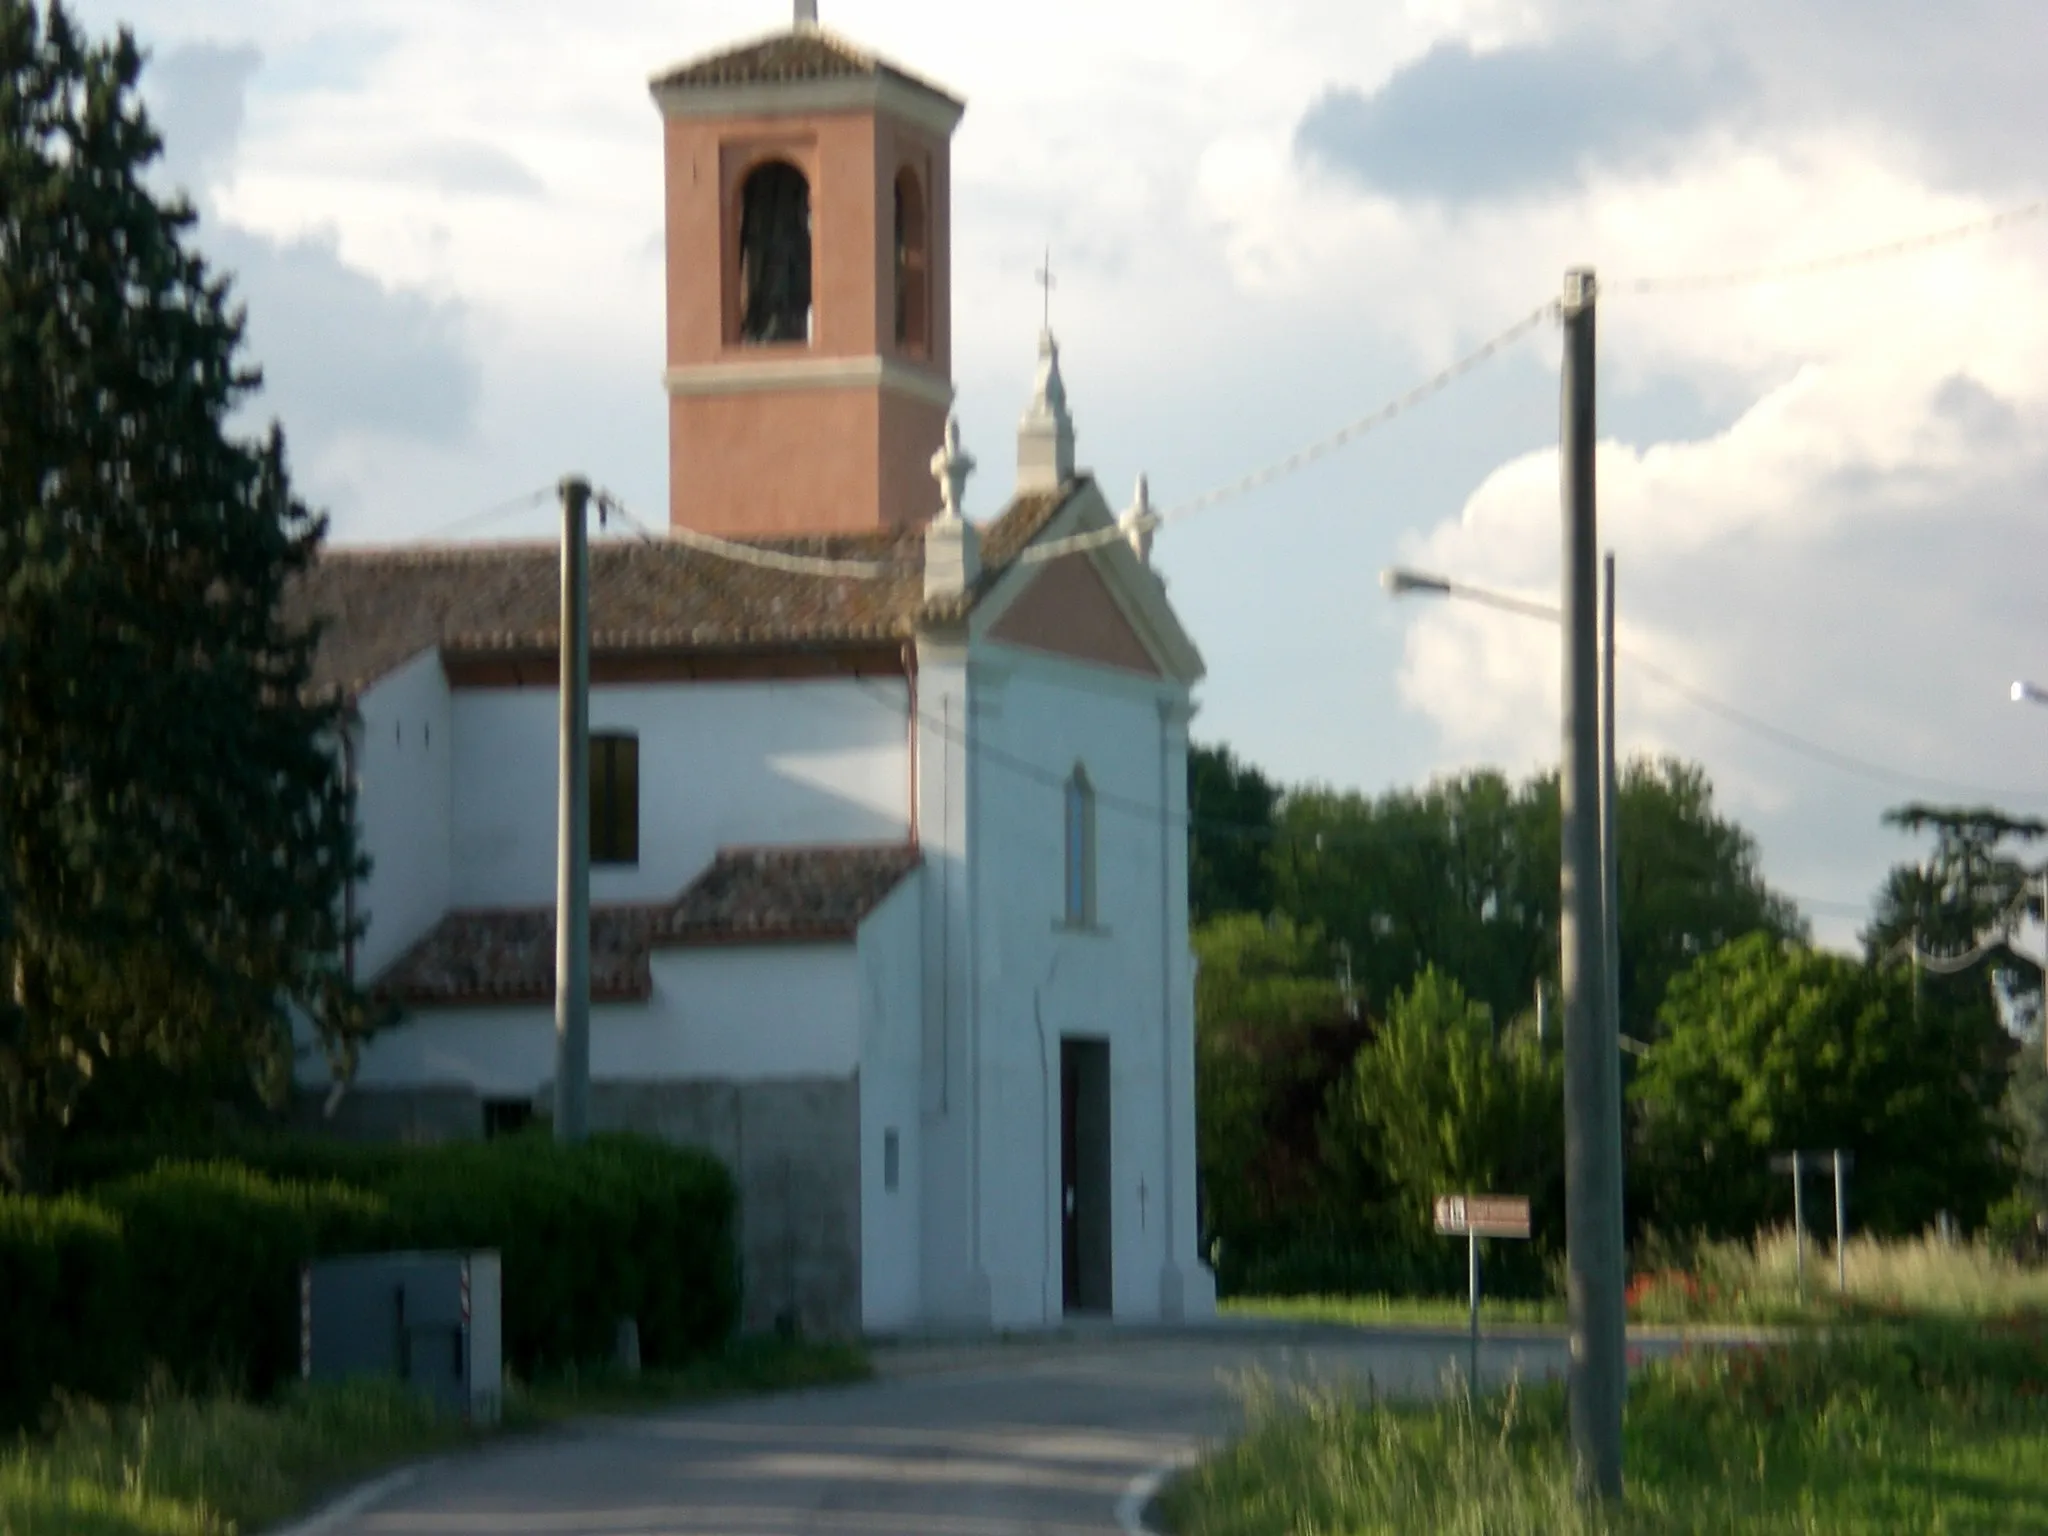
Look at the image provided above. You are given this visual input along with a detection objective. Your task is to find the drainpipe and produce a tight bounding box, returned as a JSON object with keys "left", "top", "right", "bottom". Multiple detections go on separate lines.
{"left": 339, "top": 720, "right": 359, "bottom": 986}
{"left": 1157, "top": 695, "right": 1178, "bottom": 1305}
{"left": 903, "top": 641, "right": 920, "bottom": 845}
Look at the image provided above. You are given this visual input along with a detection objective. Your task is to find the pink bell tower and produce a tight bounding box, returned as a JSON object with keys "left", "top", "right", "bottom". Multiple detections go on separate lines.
{"left": 649, "top": 8, "right": 964, "bottom": 537}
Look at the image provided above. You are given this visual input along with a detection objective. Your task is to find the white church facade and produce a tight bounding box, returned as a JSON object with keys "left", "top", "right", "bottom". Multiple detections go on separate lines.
{"left": 292, "top": 14, "right": 1216, "bottom": 1336}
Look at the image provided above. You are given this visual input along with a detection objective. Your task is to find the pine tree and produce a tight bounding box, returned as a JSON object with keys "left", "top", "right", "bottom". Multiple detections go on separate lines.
{"left": 0, "top": 1, "right": 371, "bottom": 1187}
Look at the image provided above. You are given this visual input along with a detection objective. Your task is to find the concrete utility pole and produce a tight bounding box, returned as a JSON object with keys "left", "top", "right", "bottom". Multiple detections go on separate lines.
{"left": 1560, "top": 267, "right": 1625, "bottom": 1502}
{"left": 1601, "top": 554, "right": 1621, "bottom": 1079}
{"left": 554, "top": 475, "right": 593, "bottom": 1144}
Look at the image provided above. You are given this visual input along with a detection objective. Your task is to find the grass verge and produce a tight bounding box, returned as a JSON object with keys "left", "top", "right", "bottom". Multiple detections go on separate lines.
{"left": 1222, "top": 1294, "right": 1566, "bottom": 1330}
{"left": 1158, "top": 1312, "right": 2048, "bottom": 1534}
{"left": 0, "top": 1339, "right": 870, "bottom": 1536}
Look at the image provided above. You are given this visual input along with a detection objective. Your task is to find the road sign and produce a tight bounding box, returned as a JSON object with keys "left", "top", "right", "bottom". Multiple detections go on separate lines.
{"left": 1434, "top": 1194, "right": 1532, "bottom": 1240}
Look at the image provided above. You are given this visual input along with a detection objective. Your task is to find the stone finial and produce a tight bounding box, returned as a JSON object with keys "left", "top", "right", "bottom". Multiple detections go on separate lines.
{"left": 1121, "top": 473, "right": 1155, "bottom": 565}
{"left": 1016, "top": 328, "right": 1076, "bottom": 493}
{"left": 926, "top": 416, "right": 981, "bottom": 601}
{"left": 931, "top": 415, "right": 975, "bottom": 522}
{"left": 794, "top": 0, "right": 819, "bottom": 27}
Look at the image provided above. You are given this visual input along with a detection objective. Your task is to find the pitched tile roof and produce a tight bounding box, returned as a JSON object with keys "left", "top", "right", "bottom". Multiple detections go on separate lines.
{"left": 375, "top": 904, "right": 666, "bottom": 1007}
{"left": 656, "top": 844, "right": 923, "bottom": 945}
{"left": 293, "top": 486, "right": 1076, "bottom": 698}
{"left": 651, "top": 27, "right": 960, "bottom": 107}
{"left": 375, "top": 844, "right": 921, "bottom": 1007}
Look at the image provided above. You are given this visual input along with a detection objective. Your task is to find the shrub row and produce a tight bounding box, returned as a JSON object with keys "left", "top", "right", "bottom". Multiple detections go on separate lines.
{"left": 1, "top": 1132, "right": 737, "bottom": 1433}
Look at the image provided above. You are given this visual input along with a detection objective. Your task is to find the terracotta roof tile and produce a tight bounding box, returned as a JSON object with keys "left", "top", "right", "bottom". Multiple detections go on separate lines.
{"left": 658, "top": 843, "right": 923, "bottom": 945}
{"left": 293, "top": 485, "right": 1081, "bottom": 697}
{"left": 375, "top": 844, "right": 921, "bottom": 1007}
{"left": 376, "top": 904, "right": 665, "bottom": 1007}
{"left": 651, "top": 27, "right": 960, "bottom": 106}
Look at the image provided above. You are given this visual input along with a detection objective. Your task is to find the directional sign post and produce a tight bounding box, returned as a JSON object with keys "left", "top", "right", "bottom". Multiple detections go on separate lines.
{"left": 1435, "top": 1194, "right": 1533, "bottom": 1393}
{"left": 1769, "top": 1151, "right": 1854, "bottom": 1301}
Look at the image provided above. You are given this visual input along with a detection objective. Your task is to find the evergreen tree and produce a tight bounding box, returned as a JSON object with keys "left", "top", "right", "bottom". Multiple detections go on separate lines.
{"left": 0, "top": 1, "right": 370, "bottom": 1187}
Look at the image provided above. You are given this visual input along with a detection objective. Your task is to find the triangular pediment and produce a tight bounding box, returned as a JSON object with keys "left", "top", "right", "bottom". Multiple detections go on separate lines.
{"left": 970, "top": 478, "right": 1204, "bottom": 685}
{"left": 987, "top": 550, "right": 1163, "bottom": 678}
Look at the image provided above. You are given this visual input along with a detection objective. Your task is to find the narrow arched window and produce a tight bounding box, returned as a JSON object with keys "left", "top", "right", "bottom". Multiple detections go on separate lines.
{"left": 738, "top": 161, "right": 812, "bottom": 344}
{"left": 1064, "top": 766, "right": 1096, "bottom": 927}
{"left": 893, "top": 167, "right": 928, "bottom": 357}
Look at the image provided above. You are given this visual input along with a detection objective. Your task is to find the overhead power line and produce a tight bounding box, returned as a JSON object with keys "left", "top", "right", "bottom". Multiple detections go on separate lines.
{"left": 841, "top": 678, "right": 1870, "bottom": 914}
{"left": 595, "top": 491, "right": 892, "bottom": 578}
{"left": 1018, "top": 301, "right": 1559, "bottom": 565}
{"left": 587, "top": 301, "right": 1558, "bottom": 581}
{"left": 1624, "top": 654, "right": 2048, "bottom": 805}
{"left": 1609, "top": 197, "right": 2048, "bottom": 296}
{"left": 412, "top": 485, "right": 558, "bottom": 541}
{"left": 1394, "top": 579, "right": 2048, "bottom": 804}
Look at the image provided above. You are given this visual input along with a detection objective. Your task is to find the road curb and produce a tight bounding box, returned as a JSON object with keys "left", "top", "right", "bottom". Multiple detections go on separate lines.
{"left": 263, "top": 1465, "right": 422, "bottom": 1536}
{"left": 1117, "top": 1452, "right": 1199, "bottom": 1535}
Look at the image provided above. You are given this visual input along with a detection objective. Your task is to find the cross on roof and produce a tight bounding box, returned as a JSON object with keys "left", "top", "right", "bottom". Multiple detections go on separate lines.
{"left": 1035, "top": 248, "right": 1056, "bottom": 331}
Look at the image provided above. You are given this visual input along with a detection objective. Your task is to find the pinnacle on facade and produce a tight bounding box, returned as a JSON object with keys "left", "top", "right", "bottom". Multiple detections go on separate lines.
{"left": 926, "top": 416, "right": 981, "bottom": 601}
{"left": 1016, "top": 328, "right": 1076, "bottom": 494}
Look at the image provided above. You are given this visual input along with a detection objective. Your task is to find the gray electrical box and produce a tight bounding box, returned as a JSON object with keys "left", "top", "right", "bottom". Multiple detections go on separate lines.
{"left": 300, "top": 1251, "right": 503, "bottom": 1424}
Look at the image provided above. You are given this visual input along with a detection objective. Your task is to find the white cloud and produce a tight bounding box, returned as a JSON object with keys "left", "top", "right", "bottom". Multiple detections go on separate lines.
{"left": 93, "top": 0, "right": 2048, "bottom": 945}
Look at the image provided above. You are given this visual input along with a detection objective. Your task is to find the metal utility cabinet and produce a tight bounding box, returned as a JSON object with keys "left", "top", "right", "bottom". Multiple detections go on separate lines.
{"left": 300, "top": 1251, "right": 503, "bottom": 1424}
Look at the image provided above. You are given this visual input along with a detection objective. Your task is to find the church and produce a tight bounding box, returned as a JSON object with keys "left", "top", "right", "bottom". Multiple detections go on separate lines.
{"left": 291, "top": 7, "right": 1216, "bottom": 1336}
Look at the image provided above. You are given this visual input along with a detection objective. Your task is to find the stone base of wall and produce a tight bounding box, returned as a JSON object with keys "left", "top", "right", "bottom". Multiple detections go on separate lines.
{"left": 294, "top": 1075, "right": 862, "bottom": 1339}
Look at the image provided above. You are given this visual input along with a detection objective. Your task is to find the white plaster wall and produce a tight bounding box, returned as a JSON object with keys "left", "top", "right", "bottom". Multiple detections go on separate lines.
{"left": 912, "top": 645, "right": 988, "bottom": 1326}
{"left": 322, "top": 944, "right": 860, "bottom": 1094}
{"left": 855, "top": 876, "right": 925, "bottom": 1332}
{"left": 968, "top": 644, "right": 1211, "bottom": 1327}
{"left": 352, "top": 651, "right": 454, "bottom": 979}
{"left": 448, "top": 678, "right": 911, "bottom": 908}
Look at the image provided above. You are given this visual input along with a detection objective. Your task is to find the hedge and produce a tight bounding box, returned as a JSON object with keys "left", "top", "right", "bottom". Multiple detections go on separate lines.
{"left": 1, "top": 1133, "right": 737, "bottom": 1433}
{"left": 0, "top": 1196, "right": 133, "bottom": 1430}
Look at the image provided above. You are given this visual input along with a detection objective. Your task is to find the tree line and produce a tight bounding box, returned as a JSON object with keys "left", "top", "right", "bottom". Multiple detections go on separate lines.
{"left": 1189, "top": 745, "right": 2045, "bottom": 1294}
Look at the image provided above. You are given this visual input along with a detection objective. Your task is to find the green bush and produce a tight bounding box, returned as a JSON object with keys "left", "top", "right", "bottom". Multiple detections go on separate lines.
{"left": 372, "top": 1134, "right": 737, "bottom": 1371}
{"left": 91, "top": 1164, "right": 389, "bottom": 1401}
{"left": 0, "top": 1195, "right": 134, "bottom": 1430}
{"left": 5, "top": 1132, "right": 739, "bottom": 1435}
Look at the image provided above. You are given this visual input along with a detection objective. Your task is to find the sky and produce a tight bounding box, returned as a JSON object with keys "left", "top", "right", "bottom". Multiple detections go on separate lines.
{"left": 79, "top": 0, "right": 2048, "bottom": 950}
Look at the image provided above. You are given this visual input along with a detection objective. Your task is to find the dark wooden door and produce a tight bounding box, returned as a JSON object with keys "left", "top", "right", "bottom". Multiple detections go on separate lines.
{"left": 1060, "top": 1038, "right": 1112, "bottom": 1314}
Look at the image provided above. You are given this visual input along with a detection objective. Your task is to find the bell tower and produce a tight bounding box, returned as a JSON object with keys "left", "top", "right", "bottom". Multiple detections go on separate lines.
{"left": 650, "top": 11, "right": 964, "bottom": 537}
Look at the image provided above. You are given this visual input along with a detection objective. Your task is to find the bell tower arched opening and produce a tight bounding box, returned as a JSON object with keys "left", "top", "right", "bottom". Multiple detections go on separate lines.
{"left": 893, "top": 166, "right": 929, "bottom": 358}
{"left": 737, "top": 160, "right": 812, "bottom": 345}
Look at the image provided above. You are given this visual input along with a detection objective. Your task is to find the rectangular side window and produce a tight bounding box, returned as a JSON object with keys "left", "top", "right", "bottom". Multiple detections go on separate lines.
{"left": 591, "top": 733, "right": 639, "bottom": 866}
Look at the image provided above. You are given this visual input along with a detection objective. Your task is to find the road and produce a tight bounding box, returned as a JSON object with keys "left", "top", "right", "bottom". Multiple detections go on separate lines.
{"left": 291, "top": 1325, "right": 1675, "bottom": 1536}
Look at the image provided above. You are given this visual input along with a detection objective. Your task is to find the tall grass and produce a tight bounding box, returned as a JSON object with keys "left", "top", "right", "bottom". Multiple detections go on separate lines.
{"left": 0, "top": 1341, "right": 871, "bottom": 1536}
{"left": 1630, "top": 1228, "right": 2048, "bottom": 1323}
{"left": 0, "top": 1376, "right": 468, "bottom": 1536}
{"left": 1162, "top": 1314, "right": 2048, "bottom": 1534}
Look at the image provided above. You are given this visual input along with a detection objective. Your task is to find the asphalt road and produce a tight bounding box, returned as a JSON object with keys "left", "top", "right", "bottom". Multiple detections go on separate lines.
{"left": 288, "top": 1325, "right": 1664, "bottom": 1536}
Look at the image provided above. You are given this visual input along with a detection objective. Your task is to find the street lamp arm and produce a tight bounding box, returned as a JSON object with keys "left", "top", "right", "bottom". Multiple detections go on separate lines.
{"left": 1382, "top": 566, "right": 1563, "bottom": 624}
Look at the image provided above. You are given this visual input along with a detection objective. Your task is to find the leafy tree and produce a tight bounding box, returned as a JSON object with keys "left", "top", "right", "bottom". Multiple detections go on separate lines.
{"left": 1633, "top": 935, "right": 2014, "bottom": 1239}
{"left": 1324, "top": 967, "right": 1564, "bottom": 1250}
{"left": 1612, "top": 759, "right": 1807, "bottom": 1042}
{"left": 1275, "top": 768, "right": 1556, "bottom": 1030}
{"left": 1188, "top": 743, "right": 1279, "bottom": 923}
{"left": 1272, "top": 756, "right": 1802, "bottom": 1044}
{"left": 1192, "top": 914, "right": 1363, "bottom": 1264}
{"left": 1862, "top": 803, "right": 2048, "bottom": 1038}
{"left": 2007, "top": 1049, "right": 2048, "bottom": 1217}
{"left": 0, "top": 2, "right": 371, "bottom": 1188}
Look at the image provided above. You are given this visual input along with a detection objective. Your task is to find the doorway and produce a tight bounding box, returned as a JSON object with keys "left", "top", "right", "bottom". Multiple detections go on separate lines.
{"left": 1060, "top": 1037, "right": 1113, "bottom": 1315}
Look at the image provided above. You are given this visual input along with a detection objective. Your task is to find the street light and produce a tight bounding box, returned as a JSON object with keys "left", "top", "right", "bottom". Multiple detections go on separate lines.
{"left": 1381, "top": 565, "right": 1622, "bottom": 1065}
{"left": 1387, "top": 558, "right": 1627, "bottom": 1488}
{"left": 2008, "top": 680, "right": 2048, "bottom": 1065}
